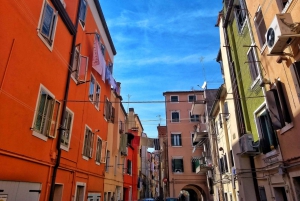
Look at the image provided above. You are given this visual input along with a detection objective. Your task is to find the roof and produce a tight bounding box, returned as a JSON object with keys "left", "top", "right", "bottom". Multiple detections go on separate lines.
{"left": 93, "top": 0, "right": 117, "bottom": 55}
{"left": 163, "top": 90, "right": 204, "bottom": 95}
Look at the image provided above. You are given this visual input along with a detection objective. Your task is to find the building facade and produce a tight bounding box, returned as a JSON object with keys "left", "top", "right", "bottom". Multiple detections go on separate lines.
{"left": 0, "top": 0, "right": 118, "bottom": 200}
{"left": 163, "top": 91, "right": 211, "bottom": 201}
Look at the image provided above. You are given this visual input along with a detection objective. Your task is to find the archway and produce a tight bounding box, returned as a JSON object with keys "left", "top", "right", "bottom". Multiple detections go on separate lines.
{"left": 180, "top": 184, "right": 207, "bottom": 201}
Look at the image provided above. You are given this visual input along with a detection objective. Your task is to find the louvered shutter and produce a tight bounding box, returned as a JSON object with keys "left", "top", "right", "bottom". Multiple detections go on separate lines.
{"left": 171, "top": 134, "right": 174, "bottom": 146}
{"left": 275, "top": 80, "right": 291, "bottom": 123}
{"left": 290, "top": 62, "right": 300, "bottom": 102}
{"left": 224, "top": 154, "right": 228, "bottom": 172}
{"left": 103, "top": 96, "right": 107, "bottom": 118}
{"left": 78, "top": 55, "right": 88, "bottom": 82}
{"left": 111, "top": 106, "right": 115, "bottom": 123}
{"left": 172, "top": 159, "right": 175, "bottom": 172}
{"left": 266, "top": 89, "right": 285, "bottom": 129}
{"left": 48, "top": 100, "right": 60, "bottom": 138}
{"left": 101, "top": 141, "right": 107, "bottom": 163}
{"left": 254, "top": 9, "right": 267, "bottom": 47}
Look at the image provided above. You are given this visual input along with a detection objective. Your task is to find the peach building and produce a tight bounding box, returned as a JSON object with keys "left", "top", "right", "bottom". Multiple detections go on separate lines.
{"left": 163, "top": 91, "right": 212, "bottom": 201}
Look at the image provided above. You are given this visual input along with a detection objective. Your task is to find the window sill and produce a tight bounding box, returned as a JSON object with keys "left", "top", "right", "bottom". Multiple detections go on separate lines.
{"left": 37, "top": 32, "right": 54, "bottom": 52}
{"left": 173, "top": 172, "right": 183, "bottom": 174}
{"left": 82, "top": 155, "right": 89, "bottom": 161}
{"left": 171, "top": 146, "right": 182, "bottom": 147}
{"left": 96, "top": 162, "right": 100, "bottom": 166}
{"left": 250, "top": 77, "right": 260, "bottom": 90}
{"left": 279, "top": 122, "right": 294, "bottom": 135}
{"left": 32, "top": 131, "right": 48, "bottom": 141}
{"left": 60, "top": 145, "right": 69, "bottom": 151}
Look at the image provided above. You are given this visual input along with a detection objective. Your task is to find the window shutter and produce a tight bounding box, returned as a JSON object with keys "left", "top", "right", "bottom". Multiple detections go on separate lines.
{"left": 48, "top": 100, "right": 60, "bottom": 138}
{"left": 181, "top": 159, "right": 184, "bottom": 172}
{"left": 103, "top": 96, "right": 107, "bottom": 117}
{"left": 266, "top": 89, "right": 285, "bottom": 129}
{"left": 101, "top": 141, "right": 107, "bottom": 163}
{"left": 254, "top": 9, "right": 267, "bottom": 47}
{"left": 290, "top": 62, "right": 300, "bottom": 101}
{"left": 179, "top": 135, "right": 182, "bottom": 146}
{"left": 78, "top": 55, "right": 88, "bottom": 82}
{"left": 191, "top": 160, "right": 196, "bottom": 172}
{"left": 89, "top": 132, "right": 94, "bottom": 158}
{"left": 224, "top": 154, "right": 228, "bottom": 172}
{"left": 258, "top": 115, "right": 273, "bottom": 154}
{"left": 275, "top": 80, "right": 291, "bottom": 123}
{"left": 219, "top": 114, "right": 222, "bottom": 128}
{"left": 111, "top": 106, "right": 115, "bottom": 123}
{"left": 247, "top": 48, "right": 258, "bottom": 81}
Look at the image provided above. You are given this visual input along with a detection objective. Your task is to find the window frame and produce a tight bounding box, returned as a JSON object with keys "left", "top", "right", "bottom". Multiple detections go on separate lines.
{"left": 32, "top": 84, "right": 60, "bottom": 141}
{"left": 171, "top": 133, "right": 182, "bottom": 147}
{"left": 71, "top": 44, "right": 88, "bottom": 84}
{"left": 172, "top": 157, "right": 184, "bottom": 173}
{"left": 127, "top": 159, "right": 132, "bottom": 175}
{"left": 82, "top": 125, "right": 94, "bottom": 160}
{"left": 253, "top": 6, "right": 267, "bottom": 49}
{"left": 171, "top": 111, "right": 180, "bottom": 123}
{"left": 79, "top": 0, "right": 87, "bottom": 29}
{"left": 188, "top": 94, "right": 196, "bottom": 103}
{"left": 170, "top": 95, "right": 179, "bottom": 103}
{"left": 190, "top": 111, "right": 200, "bottom": 122}
{"left": 88, "top": 74, "right": 95, "bottom": 102}
{"left": 95, "top": 136, "right": 103, "bottom": 164}
{"left": 276, "top": 0, "right": 293, "bottom": 13}
{"left": 247, "top": 46, "right": 260, "bottom": 85}
{"left": 60, "top": 107, "right": 74, "bottom": 151}
{"left": 37, "top": 0, "right": 58, "bottom": 50}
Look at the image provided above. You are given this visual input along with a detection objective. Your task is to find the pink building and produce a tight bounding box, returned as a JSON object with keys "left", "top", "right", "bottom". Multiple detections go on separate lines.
{"left": 163, "top": 91, "right": 211, "bottom": 200}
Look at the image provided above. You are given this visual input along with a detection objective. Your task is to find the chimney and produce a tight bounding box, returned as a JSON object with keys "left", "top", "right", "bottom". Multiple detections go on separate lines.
{"left": 129, "top": 108, "right": 134, "bottom": 112}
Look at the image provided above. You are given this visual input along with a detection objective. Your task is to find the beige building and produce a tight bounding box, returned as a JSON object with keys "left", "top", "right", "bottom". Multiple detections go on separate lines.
{"left": 163, "top": 91, "right": 211, "bottom": 201}
{"left": 104, "top": 86, "right": 126, "bottom": 201}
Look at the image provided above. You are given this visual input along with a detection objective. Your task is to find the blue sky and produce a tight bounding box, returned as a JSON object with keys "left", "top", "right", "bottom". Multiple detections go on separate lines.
{"left": 100, "top": 0, "right": 223, "bottom": 138}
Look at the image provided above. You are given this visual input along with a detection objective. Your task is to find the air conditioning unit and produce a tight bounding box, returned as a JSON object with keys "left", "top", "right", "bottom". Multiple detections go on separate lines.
{"left": 175, "top": 169, "right": 182, "bottom": 173}
{"left": 239, "top": 134, "right": 256, "bottom": 153}
{"left": 265, "top": 13, "right": 296, "bottom": 54}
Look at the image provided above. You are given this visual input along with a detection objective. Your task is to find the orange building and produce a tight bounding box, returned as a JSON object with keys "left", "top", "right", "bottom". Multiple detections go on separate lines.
{"left": 0, "top": 0, "right": 117, "bottom": 200}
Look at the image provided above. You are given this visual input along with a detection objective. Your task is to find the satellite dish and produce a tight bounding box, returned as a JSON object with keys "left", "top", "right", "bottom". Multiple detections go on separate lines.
{"left": 201, "top": 81, "right": 207, "bottom": 89}
{"left": 267, "top": 28, "right": 275, "bottom": 48}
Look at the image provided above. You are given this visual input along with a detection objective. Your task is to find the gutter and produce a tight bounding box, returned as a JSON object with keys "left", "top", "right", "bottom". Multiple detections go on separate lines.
{"left": 48, "top": 0, "right": 81, "bottom": 200}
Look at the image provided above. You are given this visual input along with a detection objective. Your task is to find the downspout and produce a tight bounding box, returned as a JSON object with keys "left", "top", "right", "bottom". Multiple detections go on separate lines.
{"left": 48, "top": 1, "right": 81, "bottom": 200}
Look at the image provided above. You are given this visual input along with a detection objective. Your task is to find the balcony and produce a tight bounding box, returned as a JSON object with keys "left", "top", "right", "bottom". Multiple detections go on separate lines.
{"left": 191, "top": 100, "right": 206, "bottom": 115}
{"left": 193, "top": 156, "right": 212, "bottom": 173}
{"left": 192, "top": 124, "right": 208, "bottom": 146}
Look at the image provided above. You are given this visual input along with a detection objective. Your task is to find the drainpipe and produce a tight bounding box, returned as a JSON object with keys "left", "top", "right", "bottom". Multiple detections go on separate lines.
{"left": 48, "top": 1, "right": 81, "bottom": 200}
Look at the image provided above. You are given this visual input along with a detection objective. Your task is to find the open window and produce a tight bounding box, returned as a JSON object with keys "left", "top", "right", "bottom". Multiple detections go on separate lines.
{"left": 79, "top": 0, "right": 87, "bottom": 28}
{"left": 33, "top": 86, "right": 60, "bottom": 139}
{"left": 83, "top": 126, "right": 94, "bottom": 159}
{"left": 254, "top": 7, "right": 267, "bottom": 48}
{"left": 234, "top": 0, "right": 247, "bottom": 33}
{"left": 71, "top": 44, "right": 88, "bottom": 84}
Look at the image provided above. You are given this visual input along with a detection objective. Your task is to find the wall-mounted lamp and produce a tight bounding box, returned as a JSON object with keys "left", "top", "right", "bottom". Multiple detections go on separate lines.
{"left": 219, "top": 147, "right": 224, "bottom": 152}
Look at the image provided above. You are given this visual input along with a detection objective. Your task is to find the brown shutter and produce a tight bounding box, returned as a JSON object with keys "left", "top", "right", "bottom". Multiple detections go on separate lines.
{"left": 265, "top": 89, "right": 285, "bottom": 129}
{"left": 254, "top": 9, "right": 267, "bottom": 47}
{"left": 290, "top": 61, "right": 300, "bottom": 102}
{"left": 275, "top": 80, "right": 291, "bottom": 123}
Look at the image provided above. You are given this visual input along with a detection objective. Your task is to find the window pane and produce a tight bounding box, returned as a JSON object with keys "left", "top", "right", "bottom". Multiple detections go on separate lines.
{"left": 170, "top": 96, "right": 178, "bottom": 102}
{"left": 172, "top": 112, "right": 179, "bottom": 122}
{"left": 95, "top": 84, "right": 100, "bottom": 108}
{"left": 89, "top": 75, "right": 95, "bottom": 101}
{"left": 41, "top": 4, "right": 54, "bottom": 38}
{"left": 79, "top": 0, "right": 87, "bottom": 25}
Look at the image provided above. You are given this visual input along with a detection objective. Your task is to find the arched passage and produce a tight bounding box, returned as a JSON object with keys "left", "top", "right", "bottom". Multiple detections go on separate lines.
{"left": 180, "top": 184, "right": 207, "bottom": 201}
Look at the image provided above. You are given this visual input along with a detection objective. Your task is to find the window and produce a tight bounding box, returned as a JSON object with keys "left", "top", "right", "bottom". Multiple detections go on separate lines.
{"left": 276, "top": 0, "right": 292, "bottom": 12}
{"left": 170, "top": 95, "right": 179, "bottom": 102}
{"left": 188, "top": 95, "right": 196, "bottom": 102}
{"left": 247, "top": 47, "right": 259, "bottom": 82}
{"left": 234, "top": 0, "right": 246, "bottom": 32}
{"left": 75, "top": 184, "right": 85, "bottom": 201}
{"left": 83, "top": 126, "right": 94, "bottom": 158}
{"left": 190, "top": 111, "right": 200, "bottom": 122}
{"left": 95, "top": 84, "right": 100, "bottom": 109}
{"left": 53, "top": 184, "right": 63, "bottom": 201}
{"left": 100, "top": 140, "right": 107, "bottom": 163}
{"left": 254, "top": 7, "right": 267, "bottom": 48}
{"left": 71, "top": 44, "right": 88, "bottom": 83}
{"left": 224, "top": 192, "right": 228, "bottom": 201}
{"left": 114, "top": 156, "right": 117, "bottom": 175}
{"left": 127, "top": 159, "right": 132, "bottom": 175}
{"left": 33, "top": 87, "right": 60, "bottom": 139}
{"left": 38, "top": 1, "right": 58, "bottom": 48}
{"left": 256, "top": 109, "right": 278, "bottom": 154}
{"left": 123, "top": 158, "right": 127, "bottom": 174}
{"left": 265, "top": 80, "right": 292, "bottom": 130}
{"left": 61, "top": 108, "right": 74, "bottom": 150}
{"left": 104, "top": 96, "right": 114, "bottom": 122}
{"left": 106, "top": 150, "right": 110, "bottom": 172}
{"left": 89, "top": 75, "right": 95, "bottom": 101}
{"left": 171, "top": 134, "right": 182, "bottom": 146}
{"left": 258, "top": 186, "right": 268, "bottom": 201}
{"left": 171, "top": 111, "right": 180, "bottom": 122}
{"left": 219, "top": 154, "right": 228, "bottom": 174}
{"left": 172, "top": 158, "right": 184, "bottom": 173}
{"left": 290, "top": 61, "right": 300, "bottom": 102}
{"left": 95, "top": 137, "right": 102, "bottom": 163}
{"left": 79, "top": 0, "right": 87, "bottom": 27}
{"left": 191, "top": 159, "right": 197, "bottom": 173}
